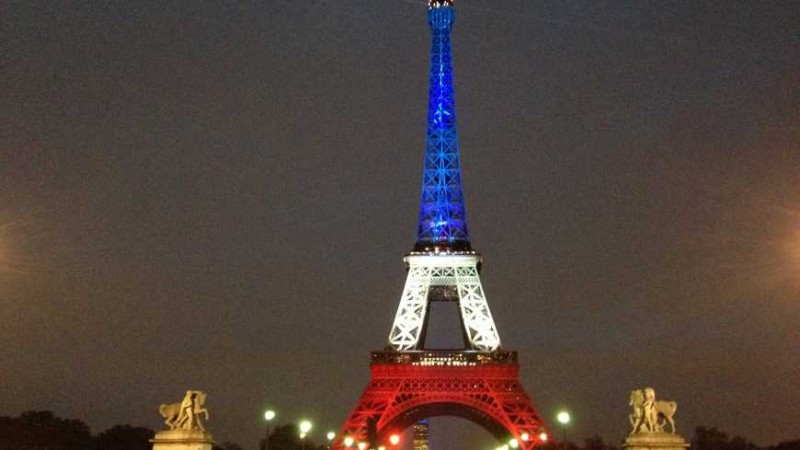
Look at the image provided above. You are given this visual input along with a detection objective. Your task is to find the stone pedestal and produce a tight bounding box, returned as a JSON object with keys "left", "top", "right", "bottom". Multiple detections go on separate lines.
{"left": 623, "top": 433, "right": 689, "bottom": 450}
{"left": 151, "top": 429, "right": 215, "bottom": 450}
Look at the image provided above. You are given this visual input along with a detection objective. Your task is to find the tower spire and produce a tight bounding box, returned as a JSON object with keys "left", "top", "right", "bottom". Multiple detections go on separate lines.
{"left": 415, "top": 0, "right": 470, "bottom": 253}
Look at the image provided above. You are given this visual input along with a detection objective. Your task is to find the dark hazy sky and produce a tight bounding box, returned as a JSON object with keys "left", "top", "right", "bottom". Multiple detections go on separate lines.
{"left": 2, "top": 0, "right": 798, "bottom": 448}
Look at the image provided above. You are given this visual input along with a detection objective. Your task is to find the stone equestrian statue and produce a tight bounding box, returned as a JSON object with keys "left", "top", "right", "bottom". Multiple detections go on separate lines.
{"left": 629, "top": 388, "right": 678, "bottom": 434}
{"left": 159, "top": 390, "right": 210, "bottom": 431}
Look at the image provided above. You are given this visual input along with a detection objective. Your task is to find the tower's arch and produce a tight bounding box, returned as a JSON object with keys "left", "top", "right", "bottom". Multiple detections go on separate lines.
{"left": 377, "top": 401, "right": 509, "bottom": 443}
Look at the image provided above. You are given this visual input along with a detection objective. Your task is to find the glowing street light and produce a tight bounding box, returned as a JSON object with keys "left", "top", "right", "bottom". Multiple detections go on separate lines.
{"left": 389, "top": 434, "right": 401, "bottom": 446}
{"left": 344, "top": 436, "right": 355, "bottom": 447}
{"left": 509, "top": 438, "right": 519, "bottom": 448}
{"left": 264, "top": 410, "right": 276, "bottom": 450}
{"left": 299, "top": 420, "right": 313, "bottom": 450}
{"left": 326, "top": 431, "right": 336, "bottom": 449}
{"left": 556, "top": 411, "right": 571, "bottom": 448}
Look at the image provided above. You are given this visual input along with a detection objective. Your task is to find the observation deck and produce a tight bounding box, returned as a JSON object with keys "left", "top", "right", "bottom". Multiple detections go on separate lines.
{"left": 371, "top": 349, "right": 518, "bottom": 366}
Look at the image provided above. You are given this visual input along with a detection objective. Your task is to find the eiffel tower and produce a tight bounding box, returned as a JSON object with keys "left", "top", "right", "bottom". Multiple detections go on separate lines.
{"left": 333, "top": 1, "right": 550, "bottom": 449}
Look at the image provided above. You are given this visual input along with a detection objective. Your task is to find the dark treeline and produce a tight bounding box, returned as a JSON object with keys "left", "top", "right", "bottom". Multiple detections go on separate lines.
{"left": 546, "top": 429, "right": 799, "bottom": 450}
{"left": 0, "top": 411, "right": 241, "bottom": 450}
{"left": 258, "top": 424, "right": 326, "bottom": 450}
{"left": 1, "top": 411, "right": 797, "bottom": 450}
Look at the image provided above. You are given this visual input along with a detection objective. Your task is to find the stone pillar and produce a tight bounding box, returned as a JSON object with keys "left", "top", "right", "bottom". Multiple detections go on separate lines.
{"left": 151, "top": 429, "right": 215, "bottom": 450}
{"left": 623, "top": 433, "right": 689, "bottom": 450}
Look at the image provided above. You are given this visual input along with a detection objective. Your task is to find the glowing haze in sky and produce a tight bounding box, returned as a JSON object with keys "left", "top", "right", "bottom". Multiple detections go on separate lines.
{"left": 2, "top": 0, "right": 798, "bottom": 449}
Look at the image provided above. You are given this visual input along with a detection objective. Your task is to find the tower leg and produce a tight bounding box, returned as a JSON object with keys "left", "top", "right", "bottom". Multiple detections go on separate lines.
{"left": 454, "top": 263, "right": 500, "bottom": 351}
{"left": 388, "top": 265, "right": 433, "bottom": 350}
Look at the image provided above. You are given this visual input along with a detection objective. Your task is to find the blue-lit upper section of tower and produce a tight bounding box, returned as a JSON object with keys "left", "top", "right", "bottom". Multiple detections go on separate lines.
{"left": 414, "top": 0, "right": 471, "bottom": 253}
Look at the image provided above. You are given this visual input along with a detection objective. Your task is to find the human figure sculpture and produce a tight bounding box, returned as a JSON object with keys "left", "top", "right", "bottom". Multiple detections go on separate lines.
{"left": 159, "top": 390, "right": 210, "bottom": 431}
{"left": 629, "top": 388, "right": 678, "bottom": 435}
{"left": 642, "top": 388, "right": 659, "bottom": 432}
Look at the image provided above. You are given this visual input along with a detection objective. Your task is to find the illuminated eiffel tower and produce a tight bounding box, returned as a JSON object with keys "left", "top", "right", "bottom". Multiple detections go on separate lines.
{"left": 333, "top": 1, "right": 551, "bottom": 449}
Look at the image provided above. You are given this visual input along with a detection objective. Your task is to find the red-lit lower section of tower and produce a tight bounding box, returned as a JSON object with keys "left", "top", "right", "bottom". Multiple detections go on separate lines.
{"left": 332, "top": 351, "right": 550, "bottom": 450}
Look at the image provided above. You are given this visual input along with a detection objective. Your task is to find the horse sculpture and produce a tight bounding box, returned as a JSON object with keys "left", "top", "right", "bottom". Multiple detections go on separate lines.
{"left": 629, "top": 388, "right": 677, "bottom": 434}
{"left": 159, "top": 390, "right": 210, "bottom": 431}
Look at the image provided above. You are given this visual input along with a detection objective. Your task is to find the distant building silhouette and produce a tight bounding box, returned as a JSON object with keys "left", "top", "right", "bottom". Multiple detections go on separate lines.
{"left": 412, "top": 420, "right": 430, "bottom": 450}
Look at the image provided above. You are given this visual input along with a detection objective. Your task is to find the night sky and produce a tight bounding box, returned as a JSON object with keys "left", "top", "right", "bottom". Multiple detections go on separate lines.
{"left": 2, "top": 0, "right": 799, "bottom": 449}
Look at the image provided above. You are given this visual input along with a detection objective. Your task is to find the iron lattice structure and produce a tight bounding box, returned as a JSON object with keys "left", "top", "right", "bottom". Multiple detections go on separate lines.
{"left": 415, "top": 1, "right": 469, "bottom": 253}
{"left": 387, "top": 254, "right": 501, "bottom": 351}
{"left": 334, "top": 2, "right": 549, "bottom": 449}
{"left": 334, "top": 353, "right": 548, "bottom": 450}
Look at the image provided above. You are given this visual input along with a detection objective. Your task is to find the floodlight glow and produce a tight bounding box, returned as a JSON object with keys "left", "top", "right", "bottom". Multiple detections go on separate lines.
{"left": 264, "top": 410, "right": 276, "bottom": 421}
{"left": 557, "top": 411, "right": 571, "bottom": 425}
{"left": 358, "top": 442, "right": 367, "bottom": 450}
{"left": 521, "top": 433, "right": 529, "bottom": 442}
{"left": 539, "top": 433, "right": 548, "bottom": 442}
{"left": 389, "top": 434, "right": 401, "bottom": 445}
{"left": 509, "top": 438, "right": 519, "bottom": 448}
{"left": 327, "top": 432, "right": 336, "bottom": 441}
{"left": 344, "top": 436, "right": 354, "bottom": 447}
{"left": 299, "top": 420, "right": 313, "bottom": 434}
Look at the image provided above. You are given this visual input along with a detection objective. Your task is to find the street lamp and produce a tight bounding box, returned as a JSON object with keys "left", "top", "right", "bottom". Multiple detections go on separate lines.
{"left": 556, "top": 411, "right": 571, "bottom": 448}
{"left": 264, "top": 410, "right": 276, "bottom": 450}
{"left": 299, "top": 420, "right": 313, "bottom": 450}
{"left": 327, "top": 431, "right": 336, "bottom": 449}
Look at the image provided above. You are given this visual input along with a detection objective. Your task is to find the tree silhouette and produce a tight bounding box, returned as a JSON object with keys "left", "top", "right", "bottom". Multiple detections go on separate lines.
{"left": 0, "top": 411, "right": 93, "bottom": 450}
{"left": 213, "top": 442, "right": 244, "bottom": 450}
{"left": 766, "top": 441, "right": 800, "bottom": 450}
{"left": 95, "top": 424, "right": 154, "bottom": 450}
{"left": 584, "top": 435, "right": 618, "bottom": 450}
{"left": 692, "top": 426, "right": 760, "bottom": 450}
{"left": 258, "top": 424, "right": 322, "bottom": 450}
